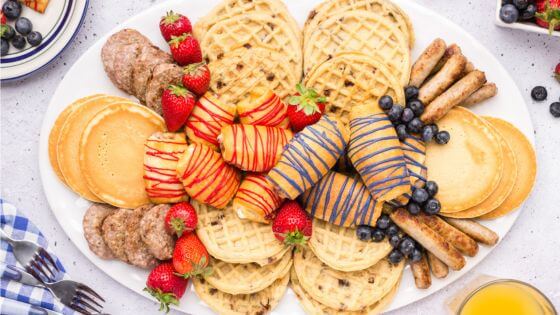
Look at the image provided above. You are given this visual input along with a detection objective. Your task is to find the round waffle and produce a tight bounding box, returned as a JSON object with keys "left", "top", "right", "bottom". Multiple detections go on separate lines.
{"left": 201, "top": 14, "right": 302, "bottom": 81}
{"left": 193, "top": 273, "right": 289, "bottom": 315}
{"left": 208, "top": 47, "right": 297, "bottom": 105}
{"left": 193, "top": 200, "right": 289, "bottom": 265}
{"left": 193, "top": 0, "right": 300, "bottom": 41}
{"left": 290, "top": 268, "right": 399, "bottom": 315}
{"left": 204, "top": 250, "right": 292, "bottom": 295}
{"left": 304, "top": 0, "right": 414, "bottom": 48}
{"left": 304, "top": 52, "right": 404, "bottom": 126}
{"left": 293, "top": 247, "right": 403, "bottom": 311}
{"left": 309, "top": 219, "right": 392, "bottom": 272}
{"left": 304, "top": 10, "right": 410, "bottom": 85}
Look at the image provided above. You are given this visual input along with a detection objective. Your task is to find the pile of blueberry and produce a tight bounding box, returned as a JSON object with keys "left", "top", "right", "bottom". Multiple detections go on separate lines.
{"left": 356, "top": 214, "right": 424, "bottom": 264}
{"left": 499, "top": 0, "right": 537, "bottom": 24}
{"left": 407, "top": 180, "right": 441, "bottom": 215}
{"left": 531, "top": 86, "right": 560, "bottom": 118}
{"left": 378, "top": 86, "right": 450, "bottom": 144}
{"left": 1, "top": 0, "right": 43, "bottom": 56}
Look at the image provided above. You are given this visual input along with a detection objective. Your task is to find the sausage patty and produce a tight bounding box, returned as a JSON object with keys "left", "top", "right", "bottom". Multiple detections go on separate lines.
{"left": 131, "top": 45, "right": 173, "bottom": 103}
{"left": 145, "top": 64, "right": 183, "bottom": 115}
{"left": 83, "top": 203, "right": 117, "bottom": 259}
{"left": 124, "top": 204, "right": 158, "bottom": 269}
{"left": 140, "top": 204, "right": 174, "bottom": 260}
{"left": 101, "top": 208, "right": 133, "bottom": 263}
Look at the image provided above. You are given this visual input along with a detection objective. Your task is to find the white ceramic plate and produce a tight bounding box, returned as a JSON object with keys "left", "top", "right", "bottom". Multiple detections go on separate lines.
{"left": 38, "top": 0, "right": 535, "bottom": 313}
{"left": 0, "top": 0, "right": 88, "bottom": 81}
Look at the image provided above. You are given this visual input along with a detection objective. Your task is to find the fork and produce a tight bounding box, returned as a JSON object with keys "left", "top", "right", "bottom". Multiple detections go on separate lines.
{"left": 1, "top": 263, "right": 106, "bottom": 315}
{"left": 0, "top": 227, "right": 60, "bottom": 281}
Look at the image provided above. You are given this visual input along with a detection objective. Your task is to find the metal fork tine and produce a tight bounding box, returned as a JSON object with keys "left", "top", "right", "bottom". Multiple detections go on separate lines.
{"left": 78, "top": 284, "right": 105, "bottom": 302}
{"left": 73, "top": 297, "right": 101, "bottom": 314}
{"left": 39, "top": 248, "right": 60, "bottom": 272}
{"left": 34, "top": 253, "right": 56, "bottom": 280}
{"left": 69, "top": 303, "right": 93, "bottom": 315}
{"left": 28, "top": 261, "right": 51, "bottom": 282}
{"left": 77, "top": 291, "right": 103, "bottom": 309}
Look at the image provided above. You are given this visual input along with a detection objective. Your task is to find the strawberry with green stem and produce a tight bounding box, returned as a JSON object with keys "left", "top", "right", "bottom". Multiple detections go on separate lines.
{"left": 161, "top": 84, "right": 195, "bottom": 132}
{"left": 165, "top": 202, "right": 197, "bottom": 237}
{"left": 173, "top": 233, "right": 212, "bottom": 278}
{"left": 159, "top": 11, "right": 192, "bottom": 41}
{"left": 536, "top": 0, "right": 560, "bottom": 33}
{"left": 144, "top": 262, "right": 188, "bottom": 313}
{"left": 272, "top": 200, "right": 312, "bottom": 246}
{"left": 287, "top": 83, "right": 326, "bottom": 132}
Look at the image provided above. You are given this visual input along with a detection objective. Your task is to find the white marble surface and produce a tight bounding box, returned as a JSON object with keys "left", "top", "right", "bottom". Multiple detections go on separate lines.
{"left": 1, "top": 0, "right": 559, "bottom": 314}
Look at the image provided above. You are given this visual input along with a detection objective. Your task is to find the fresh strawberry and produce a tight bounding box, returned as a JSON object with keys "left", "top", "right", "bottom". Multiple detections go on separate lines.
{"left": 555, "top": 63, "right": 560, "bottom": 83}
{"left": 287, "top": 83, "right": 326, "bottom": 132}
{"left": 159, "top": 11, "right": 192, "bottom": 41}
{"left": 182, "top": 62, "right": 211, "bottom": 96}
{"left": 169, "top": 33, "right": 202, "bottom": 66}
{"left": 1, "top": 11, "right": 6, "bottom": 25}
{"left": 173, "top": 233, "right": 211, "bottom": 278}
{"left": 165, "top": 202, "right": 197, "bottom": 237}
{"left": 161, "top": 85, "right": 195, "bottom": 132}
{"left": 272, "top": 200, "right": 312, "bottom": 246}
{"left": 536, "top": 0, "right": 560, "bottom": 33}
{"left": 144, "top": 262, "right": 188, "bottom": 313}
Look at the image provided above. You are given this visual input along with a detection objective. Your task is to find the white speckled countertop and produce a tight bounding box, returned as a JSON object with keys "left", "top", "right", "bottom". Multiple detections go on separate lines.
{"left": 1, "top": 0, "right": 559, "bottom": 314}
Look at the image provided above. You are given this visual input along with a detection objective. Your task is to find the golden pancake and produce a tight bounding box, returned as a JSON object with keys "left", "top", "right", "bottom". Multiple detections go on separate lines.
{"left": 441, "top": 122, "right": 517, "bottom": 219}
{"left": 79, "top": 102, "right": 165, "bottom": 208}
{"left": 479, "top": 117, "right": 536, "bottom": 220}
{"left": 49, "top": 94, "right": 104, "bottom": 185}
{"left": 425, "top": 107, "right": 503, "bottom": 213}
{"left": 57, "top": 95, "right": 130, "bottom": 202}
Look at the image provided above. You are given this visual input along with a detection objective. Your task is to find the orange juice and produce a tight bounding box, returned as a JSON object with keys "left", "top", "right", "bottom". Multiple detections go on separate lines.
{"left": 459, "top": 280, "right": 556, "bottom": 315}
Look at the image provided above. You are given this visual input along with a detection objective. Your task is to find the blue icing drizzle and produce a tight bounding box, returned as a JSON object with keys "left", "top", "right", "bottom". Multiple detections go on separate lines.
{"left": 402, "top": 135, "right": 427, "bottom": 183}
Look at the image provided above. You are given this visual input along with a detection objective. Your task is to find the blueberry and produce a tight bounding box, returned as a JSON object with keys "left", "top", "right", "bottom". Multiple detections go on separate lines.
{"left": 1, "top": 25, "right": 15, "bottom": 40}
{"left": 404, "top": 86, "right": 419, "bottom": 100}
{"left": 500, "top": 4, "right": 519, "bottom": 23}
{"left": 424, "top": 198, "right": 441, "bottom": 215}
{"left": 407, "top": 202, "right": 422, "bottom": 215}
{"left": 16, "top": 17, "right": 33, "bottom": 36}
{"left": 435, "top": 131, "right": 451, "bottom": 144}
{"left": 1, "top": 38, "right": 8, "bottom": 56}
{"left": 378, "top": 95, "right": 393, "bottom": 111}
{"left": 388, "top": 249, "right": 404, "bottom": 264}
{"left": 421, "top": 125, "right": 434, "bottom": 142}
{"left": 386, "top": 224, "right": 400, "bottom": 236}
{"left": 408, "top": 99, "right": 425, "bottom": 116}
{"left": 520, "top": 4, "right": 537, "bottom": 20}
{"left": 550, "top": 102, "right": 560, "bottom": 118}
{"left": 388, "top": 104, "right": 404, "bottom": 122}
{"left": 2, "top": 1, "right": 22, "bottom": 20}
{"left": 389, "top": 234, "right": 401, "bottom": 248}
{"left": 11, "top": 34, "right": 25, "bottom": 49}
{"left": 396, "top": 124, "right": 408, "bottom": 141}
{"left": 409, "top": 248, "right": 423, "bottom": 263}
{"left": 401, "top": 108, "right": 414, "bottom": 123}
{"left": 376, "top": 214, "right": 391, "bottom": 230}
{"left": 371, "top": 228, "right": 385, "bottom": 242}
{"left": 513, "top": 0, "right": 528, "bottom": 10}
{"left": 356, "top": 225, "right": 374, "bottom": 241}
{"left": 407, "top": 118, "right": 424, "bottom": 134}
{"left": 399, "top": 237, "right": 415, "bottom": 256}
{"left": 412, "top": 188, "right": 429, "bottom": 204}
{"left": 531, "top": 86, "right": 547, "bottom": 101}
{"left": 429, "top": 124, "right": 439, "bottom": 134}
{"left": 27, "top": 31, "right": 42, "bottom": 47}
{"left": 425, "top": 181, "right": 439, "bottom": 197}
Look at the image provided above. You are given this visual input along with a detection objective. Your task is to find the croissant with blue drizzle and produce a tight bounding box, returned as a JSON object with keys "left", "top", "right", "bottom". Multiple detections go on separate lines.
{"left": 267, "top": 115, "right": 349, "bottom": 199}
{"left": 348, "top": 105, "right": 411, "bottom": 202}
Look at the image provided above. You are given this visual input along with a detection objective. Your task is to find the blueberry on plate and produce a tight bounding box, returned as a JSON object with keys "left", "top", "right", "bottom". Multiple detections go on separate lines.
{"left": 407, "top": 99, "right": 425, "bottom": 116}
{"left": 513, "top": 0, "right": 528, "bottom": 10}
{"left": 520, "top": 4, "right": 537, "bottom": 20}
{"left": 500, "top": 4, "right": 519, "bottom": 23}
{"left": 409, "top": 248, "right": 423, "bottom": 263}
{"left": 407, "top": 202, "right": 422, "bottom": 215}
{"left": 429, "top": 123, "right": 439, "bottom": 134}
{"left": 421, "top": 125, "right": 434, "bottom": 142}
{"left": 356, "top": 225, "right": 374, "bottom": 241}
{"left": 388, "top": 104, "right": 404, "bottom": 122}
{"left": 378, "top": 95, "right": 393, "bottom": 111}
{"left": 435, "top": 130, "right": 451, "bottom": 144}
{"left": 399, "top": 237, "right": 415, "bottom": 256}
{"left": 371, "top": 228, "right": 385, "bottom": 242}
{"left": 27, "top": 31, "right": 43, "bottom": 47}
{"left": 425, "top": 181, "right": 438, "bottom": 197}
{"left": 389, "top": 234, "right": 401, "bottom": 248}
{"left": 376, "top": 214, "right": 391, "bottom": 230}
{"left": 407, "top": 117, "right": 424, "bottom": 133}
{"left": 531, "top": 86, "right": 547, "bottom": 101}
{"left": 404, "top": 86, "right": 419, "bottom": 100}
{"left": 550, "top": 102, "right": 560, "bottom": 118}
{"left": 401, "top": 107, "right": 414, "bottom": 123}
{"left": 2, "top": 0, "right": 22, "bottom": 20}
{"left": 396, "top": 124, "right": 408, "bottom": 141}
{"left": 412, "top": 188, "right": 429, "bottom": 204}
{"left": 388, "top": 249, "right": 404, "bottom": 264}
{"left": 1, "top": 25, "right": 15, "bottom": 40}
{"left": 11, "top": 34, "right": 25, "bottom": 49}
{"left": 386, "top": 223, "right": 400, "bottom": 236}
{"left": 16, "top": 17, "right": 33, "bottom": 36}
{"left": 424, "top": 198, "right": 441, "bottom": 215}
{"left": 1, "top": 38, "right": 9, "bottom": 56}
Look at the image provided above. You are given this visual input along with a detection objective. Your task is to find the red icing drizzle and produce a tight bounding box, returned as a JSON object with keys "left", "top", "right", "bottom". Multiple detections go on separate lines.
{"left": 143, "top": 139, "right": 187, "bottom": 200}
{"left": 186, "top": 95, "right": 234, "bottom": 147}
{"left": 238, "top": 92, "right": 288, "bottom": 128}
{"left": 179, "top": 144, "right": 239, "bottom": 208}
{"left": 235, "top": 173, "right": 283, "bottom": 220}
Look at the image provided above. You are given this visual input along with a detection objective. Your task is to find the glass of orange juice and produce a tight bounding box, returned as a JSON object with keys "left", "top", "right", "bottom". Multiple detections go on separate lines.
{"left": 447, "top": 276, "right": 557, "bottom": 315}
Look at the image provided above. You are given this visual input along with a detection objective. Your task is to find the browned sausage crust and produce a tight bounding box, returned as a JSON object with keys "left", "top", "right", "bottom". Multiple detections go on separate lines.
{"left": 83, "top": 203, "right": 117, "bottom": 259}
{"left": 140, "top": 204, "right": 175, "bottom": 260}
{"left": 125, "top": 204, "right": 158, "bottom": 269}
{"left": 409, "top": 38, "right": 446, "bottom": 87}
{"left": 102, "top": 208, "right": 133, "bottom": 263}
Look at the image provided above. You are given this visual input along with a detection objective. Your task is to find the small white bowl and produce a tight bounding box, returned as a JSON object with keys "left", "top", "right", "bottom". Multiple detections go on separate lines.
{"left": 495, "top": 0, "right": 560, "bottom": 37}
